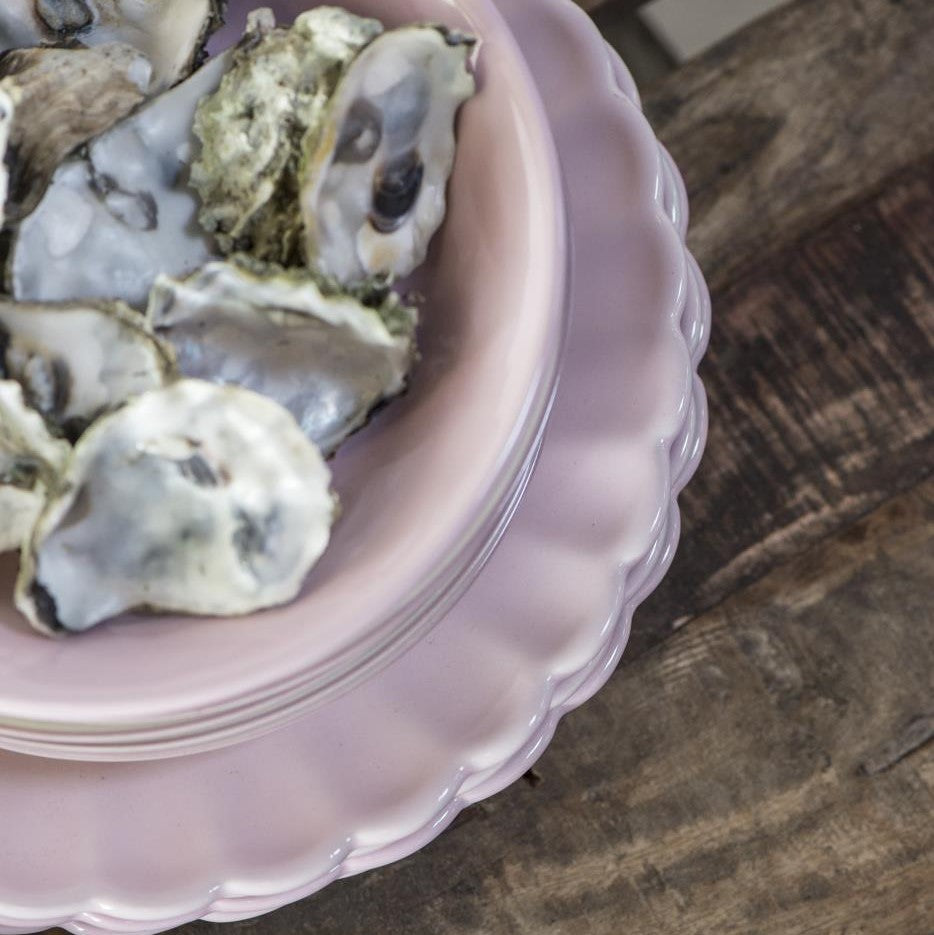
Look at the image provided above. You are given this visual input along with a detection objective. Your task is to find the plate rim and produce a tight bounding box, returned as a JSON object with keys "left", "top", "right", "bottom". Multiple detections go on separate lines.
{"left": 0, "top": 2, "right": 710, "bottom": 931}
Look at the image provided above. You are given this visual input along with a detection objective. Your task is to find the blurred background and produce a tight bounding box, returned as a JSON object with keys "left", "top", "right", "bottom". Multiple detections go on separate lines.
{"left": 587, "top": 0, "right": 786, "bottom": 85}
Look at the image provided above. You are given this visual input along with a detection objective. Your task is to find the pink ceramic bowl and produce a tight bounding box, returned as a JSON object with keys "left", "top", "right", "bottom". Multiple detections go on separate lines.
{"left": 0, "top": 0, "right": 567, "bottom": 759}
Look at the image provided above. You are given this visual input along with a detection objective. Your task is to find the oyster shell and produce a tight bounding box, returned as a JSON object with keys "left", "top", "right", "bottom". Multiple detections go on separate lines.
{"left": 0, "top": 43, "right": 151, "bottom": 225}
{"left": 0, "top": 299, "right": 175, "bottom": 440}
{"left": 16, "top": 379, "right": 337, "bottom": 635}
{"left": 300, "top": 25, "right": 475, "bottom": 283}
{"left": 148, "top": 256, "right": 417, "bottom": 457}
{"left": 0, "top": 0, "right": 226, "bottom": 91}
{"left": 191, "top": 7, "right": 382, "bottom": 265}
{"left": 192, "top": 8, "right": 475, "bottom": 281}
{"left": 0, "top": 86, "right": 12, "bottom": 229}
{"left": 0, "top": 379, "right": 70, "bottom": 553}
{"left": 7, "top": 47, "right": 232, "bottom": 308}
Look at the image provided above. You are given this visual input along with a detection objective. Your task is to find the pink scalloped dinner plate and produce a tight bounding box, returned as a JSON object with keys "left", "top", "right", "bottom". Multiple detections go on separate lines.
{"left": 0, "top": 1, "right": 709, "bottom": 930}
{"left": 0, "top": 0, "right": 567, "bottom": 747}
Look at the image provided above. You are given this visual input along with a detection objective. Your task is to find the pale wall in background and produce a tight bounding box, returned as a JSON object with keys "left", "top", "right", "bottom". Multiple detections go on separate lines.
{"left": 640, "top": 0, "right": 787, "bottom": 60}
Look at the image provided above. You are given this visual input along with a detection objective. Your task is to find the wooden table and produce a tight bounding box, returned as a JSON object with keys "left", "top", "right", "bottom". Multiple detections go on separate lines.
{"left": 50, "top": 0, "right": 934, "bottom": 931}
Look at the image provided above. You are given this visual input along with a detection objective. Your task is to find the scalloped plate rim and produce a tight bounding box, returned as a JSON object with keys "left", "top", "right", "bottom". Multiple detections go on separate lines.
{"left": 0, "top": 3, "right": 711, "bottom": 930}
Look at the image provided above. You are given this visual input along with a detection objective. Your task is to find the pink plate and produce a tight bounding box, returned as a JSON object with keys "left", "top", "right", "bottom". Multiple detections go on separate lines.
{"left": 0, "top": 1, "right": 709, "bottom": 931}
{"left": 0, "top": 0, "right": 567, "bottom": 742}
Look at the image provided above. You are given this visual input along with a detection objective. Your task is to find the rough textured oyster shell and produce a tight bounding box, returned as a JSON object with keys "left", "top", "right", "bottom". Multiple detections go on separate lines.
{"left": 300, "top": 25, "right": 475, "bottom": 283}
{"left": 0, "top": 0, "right": 226, "bottom": 91}
{"left": 148, "top": 255, "right": 417, "bottom": 457}
{"left": 0, "top": 43, "right": 150, "bottom": 225}
{"left": 191, "top": 7, "right": 381, "bottom": 265}
{"left": 16, "top": 379, "right": 337, "bottom": 635}
{"left": 7, "top": 47, "right": 232, "bottom": 308}
{"left": 0, "top": 299, "right": 175, "bottom": 440}
{"left": 191, "top": 9, "right": 475, "bottom": 282}
{"left": 0, "top": 86, "right": 12, "bottom": 230}
{"left": 0, "top": 379, "right": 69, "bottom": 553}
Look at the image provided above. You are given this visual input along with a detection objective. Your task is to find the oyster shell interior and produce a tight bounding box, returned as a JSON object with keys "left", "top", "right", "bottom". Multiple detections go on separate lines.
{"left": 148, "top": 256, "right": 417, "bottom": 457}
{"left": 0, "top": 379, "right": 70, "bottom": 554}
{"left": 0, "top": 0, "right": 226, "bottom": 91}
{"left": 7, "top": 48, "right": 231, "bottom": 308}
{"left": 191, "top": 7, "right": 382, "bottom": 265}
{"left": 301, "top": 24, "right": 475, "bottom": 283}
{"left": 16, "top": 379, "right": 337, "bottom": 634}
{"left": 0, "top": 43, "right": 151, "bottom": 226}
{"left": 0, "top": 299, "right": 175, "bottom": 440}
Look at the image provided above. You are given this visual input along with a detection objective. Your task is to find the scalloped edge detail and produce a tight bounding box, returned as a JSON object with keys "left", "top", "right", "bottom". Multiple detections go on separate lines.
{"left": 0, "top": 15, "right": 710, "bottom": 935}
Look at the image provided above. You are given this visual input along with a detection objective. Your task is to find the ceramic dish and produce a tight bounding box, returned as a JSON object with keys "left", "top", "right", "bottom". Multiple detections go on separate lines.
{"left": 0, "top": 0, "right": 710, "bottom": 930}
{"left": 0, "top": 0, "right": 567, "bottom": 752}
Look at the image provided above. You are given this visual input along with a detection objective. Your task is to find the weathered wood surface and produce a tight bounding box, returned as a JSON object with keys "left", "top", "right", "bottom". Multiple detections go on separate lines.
{"left": 45, "top": 0, "right": 934, "bottom": 932}
{"left": 629, "top": 156, "right": 934, "bottom": 660}
{"left": 179, "top": 483, "right": 934, "bottom": 935}
{"left": 643, "top": 0, "right": 934, "bottom": 293}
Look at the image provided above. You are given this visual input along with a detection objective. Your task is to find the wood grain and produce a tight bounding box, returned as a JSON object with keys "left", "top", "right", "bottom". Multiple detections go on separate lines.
{"left": 627, "top": 157, "right": 934, "bottom": 661}
{"left": 167, "top": 481, "right": 934, "bottom": 935}
{"left": 643, "top": 0, "right": 934, "bottom": 292}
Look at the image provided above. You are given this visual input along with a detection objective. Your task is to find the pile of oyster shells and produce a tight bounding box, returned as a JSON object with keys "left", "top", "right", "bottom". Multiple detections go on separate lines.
{"left": 0, "top": 1, "right": 476, "bottom": 636}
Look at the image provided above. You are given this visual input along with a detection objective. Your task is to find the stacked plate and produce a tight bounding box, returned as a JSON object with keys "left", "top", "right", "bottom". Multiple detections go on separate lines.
{"left": 0, "top": 0, "right": 709, "bottom": 931}
{"left": 0, "top": 0, "right": 567, "bottom": 762}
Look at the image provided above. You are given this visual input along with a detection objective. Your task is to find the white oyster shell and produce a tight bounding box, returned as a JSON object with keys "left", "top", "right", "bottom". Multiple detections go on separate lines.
{"left": 16, "top": 379, "right": 337, "bottom": 635}
{"left": 191, "top": 7, "right": 382, "bottom": 265}
{"left": 0, "top": 379, "right": 70, "bottom": 553}
{"left": 148, "top": 256, "right": 418, "bottom": 457}
{"left": 0, "top": 0, "right": 225, "bottom": 91}
{"left": 0, "top": 299, "right": 175, "bottom": 440}
{"left": 0, "top": 43, "right": 151, "bottom": 226}
{"left": 301, "top": 25, "right": 475, "bottom": 283}
{"left": 7, "top": 48, "right": 231, "bottom": 308}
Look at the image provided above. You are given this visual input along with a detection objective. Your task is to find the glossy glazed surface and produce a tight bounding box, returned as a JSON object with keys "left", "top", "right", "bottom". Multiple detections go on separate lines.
{"left": 0, "top": 0, "right": 567, "bottom": 743}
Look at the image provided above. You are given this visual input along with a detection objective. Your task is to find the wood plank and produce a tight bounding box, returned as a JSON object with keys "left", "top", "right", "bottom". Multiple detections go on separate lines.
{"left": 626, "top": 156, "right": 934, "bottom": 660}
{"left": 167, "top": 480, "right": 934, "bottom": 935}
{"left": 643, "top": 0, "right": 934, "bottom": 292}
